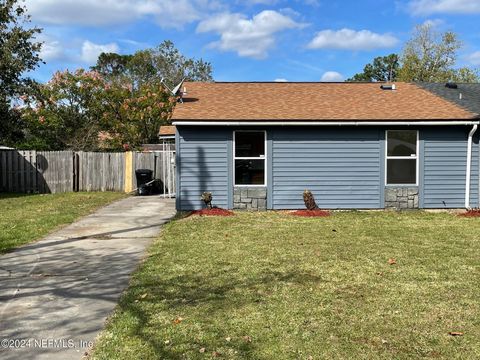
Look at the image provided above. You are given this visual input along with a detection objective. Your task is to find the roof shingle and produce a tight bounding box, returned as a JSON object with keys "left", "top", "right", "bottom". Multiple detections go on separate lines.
{"left": 172, "top": 82, "right": 478, "bottom": 121}
{"left": 159, "top": 125, "right": 176, "bottom": 136}
{"left": 416, "top": 82, "right": 480, "bottom": 117}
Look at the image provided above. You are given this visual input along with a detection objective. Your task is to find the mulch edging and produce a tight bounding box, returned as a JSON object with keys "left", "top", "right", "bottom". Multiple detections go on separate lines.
{"left": 290, "top": 209, "right": 330, "bottom": 217}
{"left": 458, "top": 209, "right": 480, "bottom": 217}
{"left": 191, "top": 208, "right": 234, "bottom": 217}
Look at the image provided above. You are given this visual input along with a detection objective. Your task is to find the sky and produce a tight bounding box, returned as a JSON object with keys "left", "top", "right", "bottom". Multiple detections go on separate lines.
{"left": 26, "top": 0, "right": 480, "bottom": 83}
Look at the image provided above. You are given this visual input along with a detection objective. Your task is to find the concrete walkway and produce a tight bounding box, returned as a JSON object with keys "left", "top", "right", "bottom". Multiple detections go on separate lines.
{"left": 0, "top": 196, "right": 176, "bottom": 360}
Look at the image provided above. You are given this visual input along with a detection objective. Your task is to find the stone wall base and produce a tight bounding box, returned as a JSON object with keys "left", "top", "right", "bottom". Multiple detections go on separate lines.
{"left": 385, "top": 187, "right": 419, "bottom": 210}
{"left": 234, "top": 187, "right": 267, "bottom": 211}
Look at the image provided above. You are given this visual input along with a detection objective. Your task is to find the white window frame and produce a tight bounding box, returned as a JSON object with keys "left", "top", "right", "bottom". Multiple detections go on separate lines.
{"left": 233, "top": 130, "right": 267, "bottom": 187}
{"left": 385, "top": 130, "right": 419, "bottom": 186}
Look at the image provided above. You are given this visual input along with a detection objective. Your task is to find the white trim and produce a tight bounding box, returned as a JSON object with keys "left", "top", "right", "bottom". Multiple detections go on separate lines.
{"left": 233, "top": 130, "right": 267, "bottom": 187}
{"left": 465, "top": 124, "right": 478, "bottom": 209}
{"left": 174, "top": 120, "right": 480, "bottom": 126}
{"left": 385, "top": 130, "right": 419, "bottom": 186}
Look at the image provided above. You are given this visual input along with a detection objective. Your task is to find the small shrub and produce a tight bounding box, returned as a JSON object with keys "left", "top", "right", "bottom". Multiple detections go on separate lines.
{"left": 303, "top": 189, "right": 319, "bottom": 210}
{"left": 201, "top": 192, "right": 212, "bottom": 209}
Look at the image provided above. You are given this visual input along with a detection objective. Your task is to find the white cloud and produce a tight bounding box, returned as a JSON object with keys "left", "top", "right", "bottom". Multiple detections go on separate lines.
{"left": 274, "top": 78, "right": 288, "bottom": 82}
{"left": 308, "top": 28, "right": 398, "bottom": 51}
{"left": 197, "top": 10, "right": 303, "bottom": 59}
{"left": 37, "top": 35, "right": 66, "bottom": 62}
{"left": 408, "top": 0, "right": 480, "bottom": 15}
{"left": 246, "top": 0, "right": 278, "bottom": 4}
{"left": 40, "top": 40, "right": 64, "bottom": 62}
{"left": 467, "top": 51, "right": 480, "bottom": 66}
{"left": 422, "top": 18, "right": 445, "bottom": 28}
{"left": 245, "top": 0, "right": 319, "bottom": 5}
{"left": 25, "top": 0, "right": 217, "bottom": 28}
{"left": 81, "top": 41, "right": 120, "bottom": 63}
{"left": 320, "top": 71, "right": 344, "bottom": 82}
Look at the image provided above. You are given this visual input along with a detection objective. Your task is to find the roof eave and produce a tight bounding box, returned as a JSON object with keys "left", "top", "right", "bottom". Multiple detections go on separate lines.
{"left": 173, "top": 119, "right": 480, "bottom": 126}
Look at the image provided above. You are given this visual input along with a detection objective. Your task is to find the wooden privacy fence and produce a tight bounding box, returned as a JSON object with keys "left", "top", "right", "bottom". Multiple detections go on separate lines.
{"left": 0, "top": 150, "right": 176, "bottom": 197}
{"left": 75, "top": 152, "right": 125, "bottom": 192}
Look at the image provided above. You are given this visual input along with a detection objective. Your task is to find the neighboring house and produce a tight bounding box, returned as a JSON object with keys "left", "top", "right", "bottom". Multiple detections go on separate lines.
{"left": 416, "top": 83, "right": 480, "bottom": 115}
{"left": 172, "top": 82, "right": 480, "bottom": 211}
{"left": 158, "top": 125, "right": 176, "bottom": 151}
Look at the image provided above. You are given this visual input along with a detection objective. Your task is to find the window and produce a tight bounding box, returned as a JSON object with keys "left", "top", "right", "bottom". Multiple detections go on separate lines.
{"left": 386, "top": 130, "right": 418, "bottom": 185}
{"left": 234, "top": 131, "right": 266, "bottom": 185}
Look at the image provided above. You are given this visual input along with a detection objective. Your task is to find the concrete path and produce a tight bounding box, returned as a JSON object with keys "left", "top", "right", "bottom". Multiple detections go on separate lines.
{"left": 0, "top": 196, "right": 176, "bottom": 360}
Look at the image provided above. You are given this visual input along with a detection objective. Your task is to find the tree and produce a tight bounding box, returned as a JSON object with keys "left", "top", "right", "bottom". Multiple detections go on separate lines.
{"left": 100, "top": 79, "right": 175, "bottom": 148}
{"left": 92, "top": 52, "right": 133, "bottom": 79}
{"left": 398, "top": 24, "right": 476, "bottom": 82}
{"left": 92, "top": 40, "right": 213, "bottom": 89}
{"left": 21, "top": 39, "right": 207, "bottom": 151}
{"left": 0, "top": 0, "right": 42, "bottom": 146}
{"left": 348, "top": 54, "right": 400, "bottom": 82}
{"left": 451, "top": 67, "right": 480, "bottom": 83}
{"left": 21, "top": 70, "right": 108, "bottom": 150}
{"left": 349, "top": 25, "right": 478, "bottom": 83}
{"left": 22, "top": 69, "right": 175, "bottom": 151}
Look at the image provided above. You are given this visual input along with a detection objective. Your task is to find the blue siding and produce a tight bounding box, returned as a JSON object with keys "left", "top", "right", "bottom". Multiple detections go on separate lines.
{"left": 271, "top": 128, "right": 382, "bottom": 209}
{"left": 176, "top": 125, "right": 479, "bottom": 210}
{"left": 423, "top": 128, "right": 479, "bottom": 208}
{"left": 177, "top": 127, "right": 230, "bottom": 210}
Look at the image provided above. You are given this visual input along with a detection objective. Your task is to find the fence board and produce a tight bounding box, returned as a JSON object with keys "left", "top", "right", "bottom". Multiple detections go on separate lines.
{"left": 0, "top": 152, "right": 6, "bottom": 191}
{"left": 0, "top": 150, "right": 175, "bottom": 196}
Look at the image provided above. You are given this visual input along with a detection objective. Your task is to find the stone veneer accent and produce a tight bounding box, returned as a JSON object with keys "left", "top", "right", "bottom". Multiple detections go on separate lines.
{"left": 385, "top": 187, "right": 419, "bottom": 210}
{"left": 234, "top": 187, "right": 267, "bottom": 211}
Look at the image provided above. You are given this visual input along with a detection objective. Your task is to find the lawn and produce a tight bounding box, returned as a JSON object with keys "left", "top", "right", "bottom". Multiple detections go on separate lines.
{"left": 0, "top": 192, "right": 126, "bottom": 253}
{"left": 91, "top": 211, "right": 480, "bottom": 360}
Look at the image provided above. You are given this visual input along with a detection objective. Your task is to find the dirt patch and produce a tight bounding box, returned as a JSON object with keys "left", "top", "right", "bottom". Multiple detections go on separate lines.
{"left": 291, "top": 209, "right": 330, "bottom": 217}
{"left": 191, "top": 208, "right": 234, "bottom": 217}
{"left": 458, "top": 209, "right": 480, "bottom": 217}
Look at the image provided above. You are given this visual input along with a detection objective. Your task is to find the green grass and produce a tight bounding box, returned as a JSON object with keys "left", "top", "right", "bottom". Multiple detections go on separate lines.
{"left": 91, "top": 211, "right": 480, "bottom": 359}
{"left": 0, "top": 192, "right": 126, "bottom": 253}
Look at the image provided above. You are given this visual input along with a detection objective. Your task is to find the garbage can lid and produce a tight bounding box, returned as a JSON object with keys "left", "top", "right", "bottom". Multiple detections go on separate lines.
{"left": 135, "top": 168, "right": 153, "bottom": 174}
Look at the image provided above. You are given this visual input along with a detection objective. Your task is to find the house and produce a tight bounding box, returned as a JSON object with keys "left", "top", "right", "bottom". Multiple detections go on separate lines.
{"left": 172, "top": 82, "right": 480, "bottom": 211}
{"left": 158, "top": 125, "right": 176, "bottom": 151}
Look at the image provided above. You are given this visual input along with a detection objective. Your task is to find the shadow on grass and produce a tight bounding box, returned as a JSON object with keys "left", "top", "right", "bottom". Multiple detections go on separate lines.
{"left": 0, "top": 193, "right": 33, "bottom": 200}
{"left": 107, "top": 269, "right": 324, "bottom": 358}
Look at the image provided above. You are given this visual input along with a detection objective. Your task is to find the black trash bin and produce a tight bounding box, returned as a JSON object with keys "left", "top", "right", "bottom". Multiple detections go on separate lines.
{"left": 135, "top": 169, "right": 153, "bottom": 196}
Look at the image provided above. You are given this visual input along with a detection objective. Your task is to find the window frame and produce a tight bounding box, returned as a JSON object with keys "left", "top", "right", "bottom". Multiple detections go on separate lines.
{"left": 385, "top": 130, "right": 419, "bottom": 186}
{"left": 233, "top": 130, "right": 267, "bottom": 187}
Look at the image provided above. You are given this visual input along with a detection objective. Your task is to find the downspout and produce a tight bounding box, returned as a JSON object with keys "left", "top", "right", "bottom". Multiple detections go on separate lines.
{"left": 465, "top": 124, "right": 478, "bottom": 209}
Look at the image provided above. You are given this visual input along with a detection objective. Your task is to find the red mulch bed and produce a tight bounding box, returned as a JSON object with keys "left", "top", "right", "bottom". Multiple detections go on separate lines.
{"left": 291, "top": 209, "right": 330, "bottom": 217}
{"left": 458, "top": 209, "right": 480, "bottom": 217}
{"left": 191, "top": 208, "right": 234, "bottom": 217}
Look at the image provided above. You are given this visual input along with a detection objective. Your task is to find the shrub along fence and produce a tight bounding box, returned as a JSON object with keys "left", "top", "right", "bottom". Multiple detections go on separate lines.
{"left": 0, "top": 150, "right": 175, "bottom": 196}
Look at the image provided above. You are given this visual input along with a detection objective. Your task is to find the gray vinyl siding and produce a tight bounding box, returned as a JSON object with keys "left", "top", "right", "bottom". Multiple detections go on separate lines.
{"left": 422, "top": 128, "right": 479, "bottom": 208}
{"left": 176, "top": 125, "right": 479, "bottom": 211}
{"left": 177, "top": 127, "right": 230, "bottom": 210}
{"left": 271, "top": 128, "right": 382, "bottom": 209}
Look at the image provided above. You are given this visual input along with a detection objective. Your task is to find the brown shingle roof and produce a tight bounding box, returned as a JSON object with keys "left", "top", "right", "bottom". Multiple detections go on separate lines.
{"left": 172, "top": 82, "right": 478, "bottom": 121}
{"left": 159, "top": 125, "right": 176, "bottom": 136}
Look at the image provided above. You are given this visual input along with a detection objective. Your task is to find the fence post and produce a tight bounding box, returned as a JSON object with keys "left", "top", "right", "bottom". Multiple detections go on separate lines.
{"left": 124, "top": 151, "right": 133, "bottom": 193}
